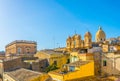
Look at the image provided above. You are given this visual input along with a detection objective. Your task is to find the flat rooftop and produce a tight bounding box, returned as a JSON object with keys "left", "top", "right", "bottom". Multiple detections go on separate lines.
{"left": 40, "top": 49, "right": 64, "bottom": 55}
{"left": 6, "top": 40, "right": 37, "bottom": 47}
{"left": 65, "top": 60, "right": 90, "bottom": 67}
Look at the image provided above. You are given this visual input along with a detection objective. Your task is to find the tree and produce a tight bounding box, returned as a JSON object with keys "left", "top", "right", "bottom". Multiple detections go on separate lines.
{"left": 45, "top": 64, "right": 59, "bottom": 73}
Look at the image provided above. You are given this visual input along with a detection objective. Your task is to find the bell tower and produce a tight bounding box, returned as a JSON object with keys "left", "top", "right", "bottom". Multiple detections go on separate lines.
{"left": 84, "top": 31, "right": 92, "bottom": 48}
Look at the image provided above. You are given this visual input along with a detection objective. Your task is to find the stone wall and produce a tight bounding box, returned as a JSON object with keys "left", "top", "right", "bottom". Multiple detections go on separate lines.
{"left": 0, "top": 58, "right": 22, "bottom": 76}
{"left": 0, "top": 57, "right": 49, "bottom": 77}
{"left": 32, "top": 59, "right": 49, "bottom": 72}
{"left": 0, "top": 57, "right": 34, "bottom": 76}
{"left": 3, "top": 58, "right": 22, "bottom": 72}
{"left": 101, "top": 54, "right": 120, "bottom": 76}
{"left": 93, "top": 52, "right": 101, "bottom": 76}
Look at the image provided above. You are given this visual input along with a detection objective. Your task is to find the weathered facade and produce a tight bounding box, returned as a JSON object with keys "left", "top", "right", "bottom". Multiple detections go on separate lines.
{"left": 49, "top": 61, "right": 94, "bottom": 81}
{"left": 66, "top": 32, "right": 92, "bottom": 52}
{"left": 101, "top": 53, "right": 120, "bottom": 76}
{"left": 35, "top": 49, "right": 70, "bottom": 68}
{"left": 0, "top": 57, "right": 49, "bottom": 78}
{"left": 5, "top": 40, "right": 37, "bottom": 56}
{"left": 32, "top": 59, "right": 49, "bottom": 72}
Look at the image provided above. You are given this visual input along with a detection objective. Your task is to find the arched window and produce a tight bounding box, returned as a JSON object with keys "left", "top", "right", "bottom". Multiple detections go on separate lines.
{"left": 26, "top": 48, "right": 30, "bottom": 54}
{"left": 89, "top": 38, "right": 91, "bottom": 42}
{"left": 67, "top": 43, "right": 69, "bottom": 46}
{"left": 17, "top": 47, "right": 21, "bottom": 54}
{"left": 74, "top": 41, "right": 76, "bottom": 47}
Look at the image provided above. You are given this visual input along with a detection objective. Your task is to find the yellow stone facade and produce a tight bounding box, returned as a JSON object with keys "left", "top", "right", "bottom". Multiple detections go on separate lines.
{"left": 70, "top": 52, "right": 94, "bottom": 62}
{"left": 66, "top": 32, "right": 92, "bottom": 51}
{"left": 35, "top": 50, "right": 70, "bottom": 68}
{"left": 66, "top": 27, "right": 107, "bottom": 52}
{"left": 102, "top": 44, "right": 109, "bottom": 52}
{"left": 84, "top": 32, "right": 92, "bottom": 48}
{"left": 49, "top": 61, "right": 94, "bottom": 81}
{"left": 5, "top": 40, "right": 37, "bottom": 55}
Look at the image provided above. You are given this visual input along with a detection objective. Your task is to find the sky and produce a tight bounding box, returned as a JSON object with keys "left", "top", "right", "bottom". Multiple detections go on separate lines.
{"left": 0, "top": 0, "right": 120, "bottom": 51}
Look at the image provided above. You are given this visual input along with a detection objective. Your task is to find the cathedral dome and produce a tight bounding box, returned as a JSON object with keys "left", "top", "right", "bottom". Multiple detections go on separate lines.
{"left": 96, "top": 27, "right": 106, "bottom": 42}
{"left": 84, "top": 31, "right": 92, "bottom": 37}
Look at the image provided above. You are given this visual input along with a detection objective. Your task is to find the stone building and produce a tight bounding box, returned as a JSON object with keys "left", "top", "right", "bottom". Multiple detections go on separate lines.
{"left": 0, "top": 51, "right": 5, "bottom": 59}
{"left": 49, "top": 60, "right": 94, "bottom": 81}
{"left": 101, "top": 53, "right": 120, "bottom": 76}
{"left": 5, "top": 40, "right": 37, "bottom": 56}
{"left": 0, "top": 57, "right": 49, "bottom": 78}
{"left": 32, "top": 59, "right": 49, "bottom": 72}
{"left": 35, "top": 49, "right": 70, "bottom": 68}
{"left": 70, "top": 49, "right": 94, "bottom": 62}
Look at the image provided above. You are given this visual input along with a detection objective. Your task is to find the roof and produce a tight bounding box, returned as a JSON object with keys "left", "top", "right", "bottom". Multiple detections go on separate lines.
{"left": 40, "top": 49, "right": 63, "bottom": 55}
{"left": 5, "top": 68, "right": 42, "bottom": 81}
{"left": 84, "top": 31, "right": 92, "bottom": 37}
{"left": 96, "top": 27, "right": 106, "bottom": 39}
{"left": 65, "top": 61, "right": 90, "bottom": 67}
{"left": 6, "top": 40, "right": 37, "bottom": 47}
{"left": 0, "top": 57, "right": 20, "bottom": 62}
{"left": 104, "top": 53, "right": 120, "bottom": 58}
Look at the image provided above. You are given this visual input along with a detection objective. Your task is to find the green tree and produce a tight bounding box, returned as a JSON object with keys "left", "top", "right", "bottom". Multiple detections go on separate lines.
{"left": 45, "top": 64, "right": 59, "bottom": 73}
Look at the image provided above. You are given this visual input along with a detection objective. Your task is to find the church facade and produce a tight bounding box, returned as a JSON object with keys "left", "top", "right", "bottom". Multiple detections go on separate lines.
{"left": 66, "top": 27, "right": 106, "bottom": 51}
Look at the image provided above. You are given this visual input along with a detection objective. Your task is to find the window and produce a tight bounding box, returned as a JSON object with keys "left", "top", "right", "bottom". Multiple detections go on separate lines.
{"left": 103, "top": 60, "right": 107, "bottom": 66}
{"left": 26, "top": 48, "right": 30, "bottom": 54}
{"left": 67, "top": 43, "right": 69, "bottom": 46}
{"left": 89, "top": 39, "right": 91, "bottom": 42}
{"left": 53, "top": 61, "right": 57, "bottom": 65}
{"left": 34, "top": 46, "right": 36, "bottom": 48}
{"left": 67, "top": 59, "right": 70, "bottom": 64}
{"left": 69, "top": 66, "right": 75, "bottom": 71}
{"left": 17, "top": 47, "right": 21, "bottom": 54}
{"left": 74, "top": 41, "right": 76, "bottom": 47}
{"left": 41, "top": 67, "right": 43, "bottom": 69}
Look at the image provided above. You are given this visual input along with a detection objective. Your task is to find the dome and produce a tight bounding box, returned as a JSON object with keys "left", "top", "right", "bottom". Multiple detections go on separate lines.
{"left": 96, "top": 27, "right": 106, "bottom": 42}
{"left": 84, "top": 31, "right": 92, "bottom": 37}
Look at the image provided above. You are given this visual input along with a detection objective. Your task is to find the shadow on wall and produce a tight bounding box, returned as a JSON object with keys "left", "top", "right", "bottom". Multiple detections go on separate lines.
{"left": 102, "top": 54, "right": 120, "bottom": 76}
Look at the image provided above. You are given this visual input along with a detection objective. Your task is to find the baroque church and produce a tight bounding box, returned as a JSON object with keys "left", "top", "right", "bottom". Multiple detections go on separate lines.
{"left": 66, "top": 27, "right": 106, "bottom": 51}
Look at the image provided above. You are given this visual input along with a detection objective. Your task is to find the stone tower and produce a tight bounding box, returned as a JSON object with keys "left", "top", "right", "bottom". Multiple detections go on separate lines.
{"left": 66, "top": 36, "right": 71, "bottom": 51}
{"left": 71, "top": 35, "right": 75, "bottom": 49}
{"left": 84, "top": 31, "right": 92, "bottom": 48}
{"left": 70, "top": 34, "right": 81, "bottom": 49}
{"left": 74, "top": 34, "right": 81, "bottom": 49}
{"left": 96, "top": 26, "right": 106, "bottom": 42}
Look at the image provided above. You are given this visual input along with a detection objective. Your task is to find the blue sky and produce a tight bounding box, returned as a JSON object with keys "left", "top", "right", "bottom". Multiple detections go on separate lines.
{"left": 0, "top": 0, "right": 120, "bottom": 51}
